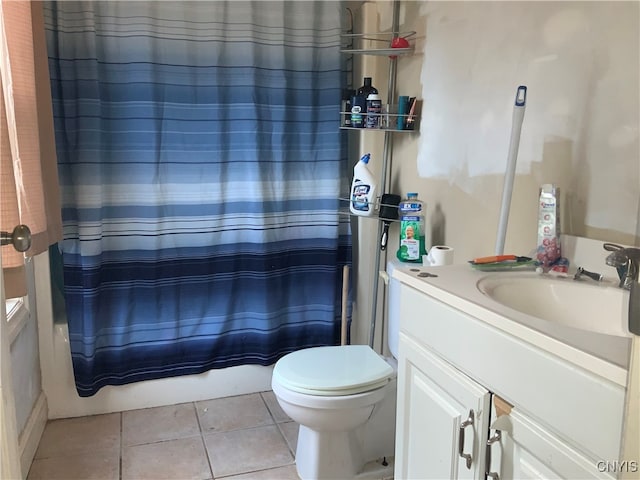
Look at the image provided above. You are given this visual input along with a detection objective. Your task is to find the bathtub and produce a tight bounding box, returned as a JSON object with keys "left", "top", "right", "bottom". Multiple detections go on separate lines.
{"left": 34, "top": 253, "right": 274, "bottom": 419}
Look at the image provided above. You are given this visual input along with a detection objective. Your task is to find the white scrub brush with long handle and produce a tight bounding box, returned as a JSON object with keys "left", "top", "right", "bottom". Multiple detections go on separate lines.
{"left": 495, "top": 86, "right": 527, "bottom": 256}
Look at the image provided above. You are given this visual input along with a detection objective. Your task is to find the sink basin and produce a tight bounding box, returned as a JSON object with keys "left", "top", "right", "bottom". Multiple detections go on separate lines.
{"left": 477, "top": 274, "right": 630, "bottom": 337}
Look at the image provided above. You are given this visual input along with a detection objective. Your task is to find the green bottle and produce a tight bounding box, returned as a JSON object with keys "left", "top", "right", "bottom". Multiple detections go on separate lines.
{"left": 396, "top": 193, "right": 427, "bottom": 262}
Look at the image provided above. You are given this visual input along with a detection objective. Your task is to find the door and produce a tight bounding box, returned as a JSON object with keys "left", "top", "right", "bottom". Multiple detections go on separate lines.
{"left": 1, "top": 227, "right": 26, "bottom": 479}
{"left": 395, "top": 333, "right": 491, "bottom": 480}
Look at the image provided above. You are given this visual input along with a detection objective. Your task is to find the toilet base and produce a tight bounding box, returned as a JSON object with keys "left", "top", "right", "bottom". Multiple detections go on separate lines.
{"left": 296, "top": 425, "right": 365, "bottom": 479}
{"left": 293, "top": 376, "right": 397, "bottom": 480}
{"left": 294, "top": 426, "right": 395, "bottom": 480}
{"left": 355, "top": 457, "right": 395, "bottom": 480}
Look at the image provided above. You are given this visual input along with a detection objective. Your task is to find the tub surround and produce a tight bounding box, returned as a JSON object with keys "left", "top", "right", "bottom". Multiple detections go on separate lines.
{"left": 34, "top": 252, "right": 274, "bottom": 419}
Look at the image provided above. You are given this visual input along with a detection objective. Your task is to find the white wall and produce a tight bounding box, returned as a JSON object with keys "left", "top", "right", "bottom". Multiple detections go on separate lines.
{"left": 416, "top": 1, "right": 639, "bottom": 239}
{"left": 350, "top": 0, "right": 639, "bottom": 347}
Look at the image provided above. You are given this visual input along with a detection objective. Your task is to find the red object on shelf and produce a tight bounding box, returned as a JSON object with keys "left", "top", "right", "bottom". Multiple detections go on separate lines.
{"left": 389, "top": 37, "right": 410, "bottom": 58}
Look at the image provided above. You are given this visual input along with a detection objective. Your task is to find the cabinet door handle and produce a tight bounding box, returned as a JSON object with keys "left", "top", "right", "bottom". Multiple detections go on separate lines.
{"left": 485, "top": 430, "right": 502, "bottom": 480}
{"left": 458, "top": 409, "right": 474, "bottom": 469}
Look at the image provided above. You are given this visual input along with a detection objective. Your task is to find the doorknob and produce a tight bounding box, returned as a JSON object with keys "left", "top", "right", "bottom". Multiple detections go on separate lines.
{"left": 1, "top": 225, "right": 32, "bottom": 252}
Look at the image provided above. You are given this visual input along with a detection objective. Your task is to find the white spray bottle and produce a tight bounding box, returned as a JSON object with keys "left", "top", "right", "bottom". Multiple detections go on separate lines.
{"left": 349, "top": 153, "right": 377, "bottom": 216}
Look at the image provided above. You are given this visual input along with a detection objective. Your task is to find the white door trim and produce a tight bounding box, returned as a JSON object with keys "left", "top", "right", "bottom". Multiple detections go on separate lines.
{"left": 1, "top": 249, "right": 23, "bottom": 479}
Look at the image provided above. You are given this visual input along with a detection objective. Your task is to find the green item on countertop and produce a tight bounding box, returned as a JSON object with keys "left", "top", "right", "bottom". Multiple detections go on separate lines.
{"left": 469, "top": 259, "right": 538, "bottom": 272}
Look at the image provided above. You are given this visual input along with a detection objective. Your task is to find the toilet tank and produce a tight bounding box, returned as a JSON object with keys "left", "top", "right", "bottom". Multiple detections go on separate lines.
{"left": 386, "top": 260, "right": 403, "bottom": 359}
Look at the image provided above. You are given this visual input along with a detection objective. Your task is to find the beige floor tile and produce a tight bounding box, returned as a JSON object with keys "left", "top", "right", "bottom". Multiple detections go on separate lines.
{"left": 122, "top": 402, "right": 200, "bottom": 446}
{"left": 278, "top": 421, "right": 299, "bottom": 456}
{"left": 27, "top": 450, "right": 119, "bottom": 480}
{"left": 261, "top": 390, "right": 291, "bottom": 423}
{"left": 204, "top": 425, "right": 293, "bottom": 478}
{"left": 221, "top": 464, "right": 300, "bottom": 479}
{"left": 196, "top": 393, "right": 273, "bottom": 432}
{"left": 122, "top": 436, "right": 211, "bottom": 480}
{"left": 35, "top": 413, "right": 120, "bottom": 459}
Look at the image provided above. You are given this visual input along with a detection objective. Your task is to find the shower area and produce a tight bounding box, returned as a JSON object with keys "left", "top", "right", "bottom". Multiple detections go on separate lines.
{"left": 35, "top": 0, "right": 352, "bottom": 417}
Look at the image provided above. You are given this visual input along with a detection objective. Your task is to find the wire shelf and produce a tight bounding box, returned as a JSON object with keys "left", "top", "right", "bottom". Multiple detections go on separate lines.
{"left": 340, "top": 31, "right": 417, "bottom": 56}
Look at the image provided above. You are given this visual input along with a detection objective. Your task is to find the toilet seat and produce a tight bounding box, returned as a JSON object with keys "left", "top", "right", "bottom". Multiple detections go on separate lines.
{"left": 273, "top": 345, "right": 394, "bottom": 396}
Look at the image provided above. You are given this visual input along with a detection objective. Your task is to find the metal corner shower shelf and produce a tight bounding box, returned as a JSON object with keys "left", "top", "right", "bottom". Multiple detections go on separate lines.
{"left": 341, "top": 4, "right": 418, "bottom": 350}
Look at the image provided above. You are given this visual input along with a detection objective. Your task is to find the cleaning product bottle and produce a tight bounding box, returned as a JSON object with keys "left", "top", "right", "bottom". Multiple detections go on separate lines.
{"left": 349, "top": 153, "right": 377, "bottom": 216}
{"left": 397, "top": 193, "right": 427, "bottom": 262}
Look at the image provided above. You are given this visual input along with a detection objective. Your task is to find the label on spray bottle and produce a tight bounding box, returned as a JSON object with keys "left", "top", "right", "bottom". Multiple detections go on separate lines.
{"left": 397, "top": 193, "right": 426, "bottom": 262}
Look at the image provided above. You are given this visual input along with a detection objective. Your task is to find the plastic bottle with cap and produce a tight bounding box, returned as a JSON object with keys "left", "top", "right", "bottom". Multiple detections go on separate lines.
{"left": 350, "top": 95, "right": 366, "bottom": 128}
{"left": 365, "top": 93, "right": 382, "bottom": 128}
{"left": 357, "top": 77, "right": 378, "bottom": 99}
{"left": 397, "top": 193, "right": 427, "bottom": 262}
{"left": 351, "top": 77, "right": 378, "bottom": 129}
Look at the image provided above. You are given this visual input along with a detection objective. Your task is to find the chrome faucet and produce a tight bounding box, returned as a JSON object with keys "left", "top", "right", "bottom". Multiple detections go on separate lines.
{"left": 604, "top": 243, "right": 640, "bottom": 336}
{"left": 604, "top": 243, "right": 640, "bottom": 290}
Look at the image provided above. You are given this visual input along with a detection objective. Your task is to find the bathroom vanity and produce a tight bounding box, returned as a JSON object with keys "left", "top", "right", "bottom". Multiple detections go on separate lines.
{"left": 392, "top": 263, "right": 631, "bottom": 479}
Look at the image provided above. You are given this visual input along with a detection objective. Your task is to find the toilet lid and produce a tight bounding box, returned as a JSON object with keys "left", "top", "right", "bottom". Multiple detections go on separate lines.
{"left": 273, "top": 345, "right": 394, "bottom": 396}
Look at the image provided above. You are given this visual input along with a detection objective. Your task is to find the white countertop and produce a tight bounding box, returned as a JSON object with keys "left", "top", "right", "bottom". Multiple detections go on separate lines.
{"left": 392, "top": 263, "right": 631, "bottom": 387}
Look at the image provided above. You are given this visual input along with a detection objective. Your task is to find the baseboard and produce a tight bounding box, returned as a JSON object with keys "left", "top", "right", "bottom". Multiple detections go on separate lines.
{"left": 19, "top": 392, "right": 48, "bottom": 477}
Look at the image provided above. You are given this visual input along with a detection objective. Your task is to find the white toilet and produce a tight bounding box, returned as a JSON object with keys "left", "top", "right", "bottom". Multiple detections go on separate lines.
{"left": 271, "top": 262, "right": 402, "bottom": 479}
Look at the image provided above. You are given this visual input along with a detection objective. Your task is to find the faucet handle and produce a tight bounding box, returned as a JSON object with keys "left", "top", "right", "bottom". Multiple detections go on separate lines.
{"left": 603, "top": 244, "right": 628, "bottom": 276}
{"left": 604, "top": 243, "right": 640, "bottom": 261}
{"left": 603, "top": 242, "right": 625, "bottom": 252}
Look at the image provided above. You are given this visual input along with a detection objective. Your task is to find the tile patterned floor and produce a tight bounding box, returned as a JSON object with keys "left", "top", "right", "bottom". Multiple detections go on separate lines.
{"left": 27, "top": 391, "right": 300, "bottom": 480}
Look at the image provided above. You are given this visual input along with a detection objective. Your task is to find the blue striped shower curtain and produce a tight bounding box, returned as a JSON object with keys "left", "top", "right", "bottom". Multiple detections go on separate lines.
{"left": 44, "top": 1, "right": 350, "bottom": 397}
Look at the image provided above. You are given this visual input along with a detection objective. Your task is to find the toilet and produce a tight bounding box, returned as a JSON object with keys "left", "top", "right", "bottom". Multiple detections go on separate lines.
{"left": 271, "top": 261, "right": 402, "bottom": 479}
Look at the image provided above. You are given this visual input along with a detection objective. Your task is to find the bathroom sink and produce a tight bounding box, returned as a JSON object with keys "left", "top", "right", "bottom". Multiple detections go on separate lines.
{"left": 477, "top": 274, "right": 630, "bottom": 337}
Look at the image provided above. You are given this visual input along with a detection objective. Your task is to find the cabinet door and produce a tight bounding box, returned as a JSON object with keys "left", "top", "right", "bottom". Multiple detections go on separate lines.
{"left": 496, "top": 408, "right": 616, "bottom": 480}
{"left": 395, "top": 333, "right": 491, "bottom": 480}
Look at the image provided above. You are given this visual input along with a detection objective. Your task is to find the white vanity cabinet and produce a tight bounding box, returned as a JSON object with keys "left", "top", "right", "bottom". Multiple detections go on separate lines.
{"left": 394, "top": 276, "right": 627, "bottom": 480}
{"left": 396, "top": 333, "right": 491, "bottom": 479}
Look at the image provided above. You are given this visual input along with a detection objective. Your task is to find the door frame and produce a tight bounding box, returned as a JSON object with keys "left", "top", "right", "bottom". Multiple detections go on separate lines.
{"left": 0, "top": 250, "right": 22, "bottom": 479}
